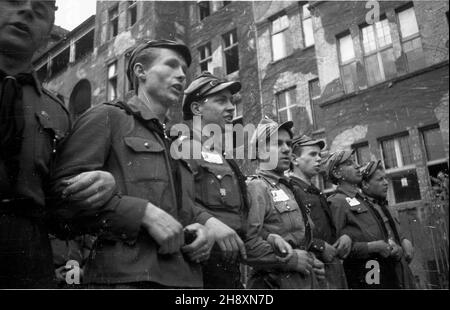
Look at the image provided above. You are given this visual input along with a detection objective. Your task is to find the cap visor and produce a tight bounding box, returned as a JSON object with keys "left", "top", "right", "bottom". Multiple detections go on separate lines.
{"left": 202, "top": 81, "right": 241, "bottom": 97}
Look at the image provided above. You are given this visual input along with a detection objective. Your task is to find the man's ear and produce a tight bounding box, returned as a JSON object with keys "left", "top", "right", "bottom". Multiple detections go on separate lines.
{"left": 291, "top": 153, "right": 299, "bottom": 166}
{"left": 361, "top": 180, "right": 369, "bottom": 190}
{"left": 133, "top": 63, "right": 146, "bottom": 82}
{"left": 332, "top": 167, "right": 342, "bottom": 181}
{"left": 190, "top": 101, "right": 203, "bottom": 117}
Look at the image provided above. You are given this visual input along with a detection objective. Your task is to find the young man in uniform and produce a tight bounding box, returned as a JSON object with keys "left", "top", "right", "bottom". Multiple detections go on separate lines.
{"left": 50, "top": 40, "right": 213, "bottom": 288}
{"left": 244, "top": 118, "right": 325, "bottom": 289}
{"left": 359, "top": 160, "right": 416, "bottom": 288}
{"left": 325, "top": 151, "right": 404, "bottom": 288}
{"left": 0, "top": 0, "right": 115, "bottom": 288}
{"left": 179, "top": 71, "right": 248, "bottom": 288}
{"left": 289, "top": 135, "right": 350, "bottom": 288}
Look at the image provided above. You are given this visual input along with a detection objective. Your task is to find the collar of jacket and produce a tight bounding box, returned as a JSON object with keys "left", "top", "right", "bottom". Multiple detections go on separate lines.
{"left": 290, "top": 174, "right": 313, "bottom": 191}
{"left": 0, "top": 69, "right": 43, "bottom": 96}
{"left": 182, "top": 118, "right": 224, "bottom": 153}
{"left": 337, "top": 183, "right": 361, "bottom": 198}
{"left": 361, "top": 191, "right": 388, "bottom": 207}
{"left": 127, "top": 95, "right": 171, "bottom": 124}
{"left": 257, "top": 169, "right": 289, "bottom": 186}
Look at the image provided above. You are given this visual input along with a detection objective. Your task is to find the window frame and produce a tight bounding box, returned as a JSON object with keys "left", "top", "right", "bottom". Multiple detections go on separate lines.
{"left": 337, "top": 32, "right": 358, "bottom": 94}
{"left": 127, "top": 1, "right": 138, "bottom": 28}
{"left": 108, "top": 5, "right": 119, "bottom": 41}
{"left": 198, "top": 1, "right": 211, "bottom": 21}
{"left": 301, "top": 3, "right": 314, "bottom": 48}
{"left": 107, "top": 60, "right": 119, "bottom": 102}
{"left": 276, "top": 87, "right": 297, "bottom": 123}
{"left": 396, "top": 4, "right": 425, "bottom": 73}
{"left": 270, "top": 13, "right": 290, "bottom": 61}
{"left": 198, "top": 42, "right": 213, "bottom": 73}
{"left": 222, "top": 29, "right": 239, "bottom": 75}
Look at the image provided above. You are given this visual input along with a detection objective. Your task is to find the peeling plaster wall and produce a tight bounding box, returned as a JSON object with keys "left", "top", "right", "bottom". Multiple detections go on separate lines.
{"left": 254, "top": 1, "right": 318, "bottom": 136}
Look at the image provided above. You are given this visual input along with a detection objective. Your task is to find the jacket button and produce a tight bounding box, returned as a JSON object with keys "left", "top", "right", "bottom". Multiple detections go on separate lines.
{"left": 144, "top": 142, "right": 150, "bottom": 148}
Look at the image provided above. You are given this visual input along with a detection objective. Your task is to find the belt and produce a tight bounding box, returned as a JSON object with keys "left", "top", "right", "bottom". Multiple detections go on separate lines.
{"left": 0, "top": 198, "right": 46, "bottom": 219}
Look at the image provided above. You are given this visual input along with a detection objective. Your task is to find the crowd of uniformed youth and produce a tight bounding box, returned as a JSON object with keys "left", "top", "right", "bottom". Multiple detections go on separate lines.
{"left": 0, "top": 1, "right": 417, "bottom": 289}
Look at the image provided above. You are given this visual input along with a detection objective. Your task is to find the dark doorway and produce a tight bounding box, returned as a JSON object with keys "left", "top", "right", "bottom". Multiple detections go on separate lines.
{"left": 69, "top": 79, "right": 92, "bottom": 120}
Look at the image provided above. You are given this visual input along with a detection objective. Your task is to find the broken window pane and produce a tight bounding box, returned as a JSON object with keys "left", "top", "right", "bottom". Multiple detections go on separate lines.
{"left": 272, "top": 31, "right": 287, "bottom": 61}
{"left": 403, "top": 37, "right": 426, "bottom": 72}
{"left": 398, "top": 135, "right": 414, "bottom": 166}
{"left": 199, "top": 43, "right": 212, "bottom": 73}
{"left": 380, "top": 48, "right": 396, "bottom": 80}
{"left": 365, "top": 53, "right": 383, "bottom": 85}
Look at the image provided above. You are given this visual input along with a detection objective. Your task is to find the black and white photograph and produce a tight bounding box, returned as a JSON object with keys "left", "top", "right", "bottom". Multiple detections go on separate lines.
{"left": 0, "top": 0, "right": 448, "bottom": 296}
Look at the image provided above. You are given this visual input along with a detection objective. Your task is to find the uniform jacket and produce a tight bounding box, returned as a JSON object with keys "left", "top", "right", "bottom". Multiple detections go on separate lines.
{"left": 50, "top": 96, "right": 211, "bottom": 287}
{"left": 0, "top": 72, "right": 69, "bottom": 288}
{"left": 245, "top": 170, "right": 317, "bottom": 289}
{"left": 290, "top": 175, "right": 347, "bottom": 289}
{"left": 328, "top": 184, "right": 414, "bottom": 288}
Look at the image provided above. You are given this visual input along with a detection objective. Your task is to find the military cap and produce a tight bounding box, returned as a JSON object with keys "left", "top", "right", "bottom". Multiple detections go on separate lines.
{"left": 182, "top": 71, "right": 241, "bottom": 119}
{"left": 292, "top": 134, "right": 326, "bottom": 151}
{"left": 360, "top": 160, "right": 383, "bottom": 181}
{"left": 324, "top": 150, "right": 355, "bottom": 183}
{"left": 126, "top": 39, "right": 192, "bottom": 92}
{"left": 249, "top": 117, "right": 294, "bottom": 160}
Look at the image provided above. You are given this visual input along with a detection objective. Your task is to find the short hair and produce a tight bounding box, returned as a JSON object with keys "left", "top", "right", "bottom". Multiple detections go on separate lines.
{"left": 130, "top": 48, "right": 162, "bottom": 93}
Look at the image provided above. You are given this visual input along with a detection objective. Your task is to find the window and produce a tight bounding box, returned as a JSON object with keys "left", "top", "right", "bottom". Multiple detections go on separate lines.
{"left": 422, "top": 126, "right": 448, "bottom": 180}
{"left": 271, "top": 14, "right": 290, "bottom": 61}
{"left": 338, "top": 33, "right": 358, "bottom": 93}
{"left": 223, "top": 1, "right": 231, "bottom": 7}
{"left": 301, "top": 3, "right": 314, "bottom": 47}
{"left": 199, "top": 43, "right": 212, "bottom": 73}
{"left": 107, "top": 62, "right": 118, "bottom": 101}
{"left": 50, "top": 48, "right": 70, "bottom": 78}
{"left": 198, "top": 1, "right": 210, "bottom": 21}
{"left": 233, "top": 95, "right": 243, "bottom": 120}
{"left": 124, "top": 52, "right": 133, "bottom": 93}
{"left": 222, "top": 29, "right": 239, "bottom": 74}
{"left": 361, "top": 18, "right": 396, "bottom": 86}
{"left": 109, "top": 6, "right": 119, "bottom": 40}
{"left": 74, "top": 29, "right": 94, "bottom": 62}
{"left": 398, "top": 6, "right": 425, "bottom": 72}
{"left": 127, "top": 1, "right": 138, "bottom": 27}
{"left": 353, "top": 143, "right": 371, "bottom": 166}
{"left": 381, "top": 135, "right": 421, "bottom": 203}
{"left": 277, "top": 88, "right": 297, "bottom": 123}
{"left": 308, "top": 78, "right": 320, "bottom": 125}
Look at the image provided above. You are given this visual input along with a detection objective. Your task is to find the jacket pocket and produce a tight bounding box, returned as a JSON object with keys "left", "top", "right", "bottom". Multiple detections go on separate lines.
{"left": 123, "top": 136, "right": 167, "bottom": 182}
{"left": 196, "top": 161, "right": 241, "bottom": 209}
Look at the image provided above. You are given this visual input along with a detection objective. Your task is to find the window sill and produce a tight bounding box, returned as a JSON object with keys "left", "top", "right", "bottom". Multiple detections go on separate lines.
{"left": 385, "top": 165, "right": 416, "bottom": 175}
{"left": 302, "top": 44, "right": 315, "bottom": 52}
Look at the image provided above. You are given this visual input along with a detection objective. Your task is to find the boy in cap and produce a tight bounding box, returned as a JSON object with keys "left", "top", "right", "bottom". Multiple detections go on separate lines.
{"left": 325, "top": 151, "right": 402, "bottom": 288}
{"left": 0, "top": 0, "right": 116, "bottom": 288}
{"left": 178, "top": 71, "right": 248, "bottom": 288}
{"left": 244, "top": 118, "right": 324, "bottom": 289}
{"left": 289, "top": 135, "right": 350, "bottom": 289}
{"left": 50, "top": 39, "right": 213, "bottom": 288}
{"left": 359, "top": 160, "right": 415, "bottom": 288}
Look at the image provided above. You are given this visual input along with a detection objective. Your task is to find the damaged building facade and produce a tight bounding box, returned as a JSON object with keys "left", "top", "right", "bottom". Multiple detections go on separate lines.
{"left": 33, "top": 1, "right": 449, "bottom": 288}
